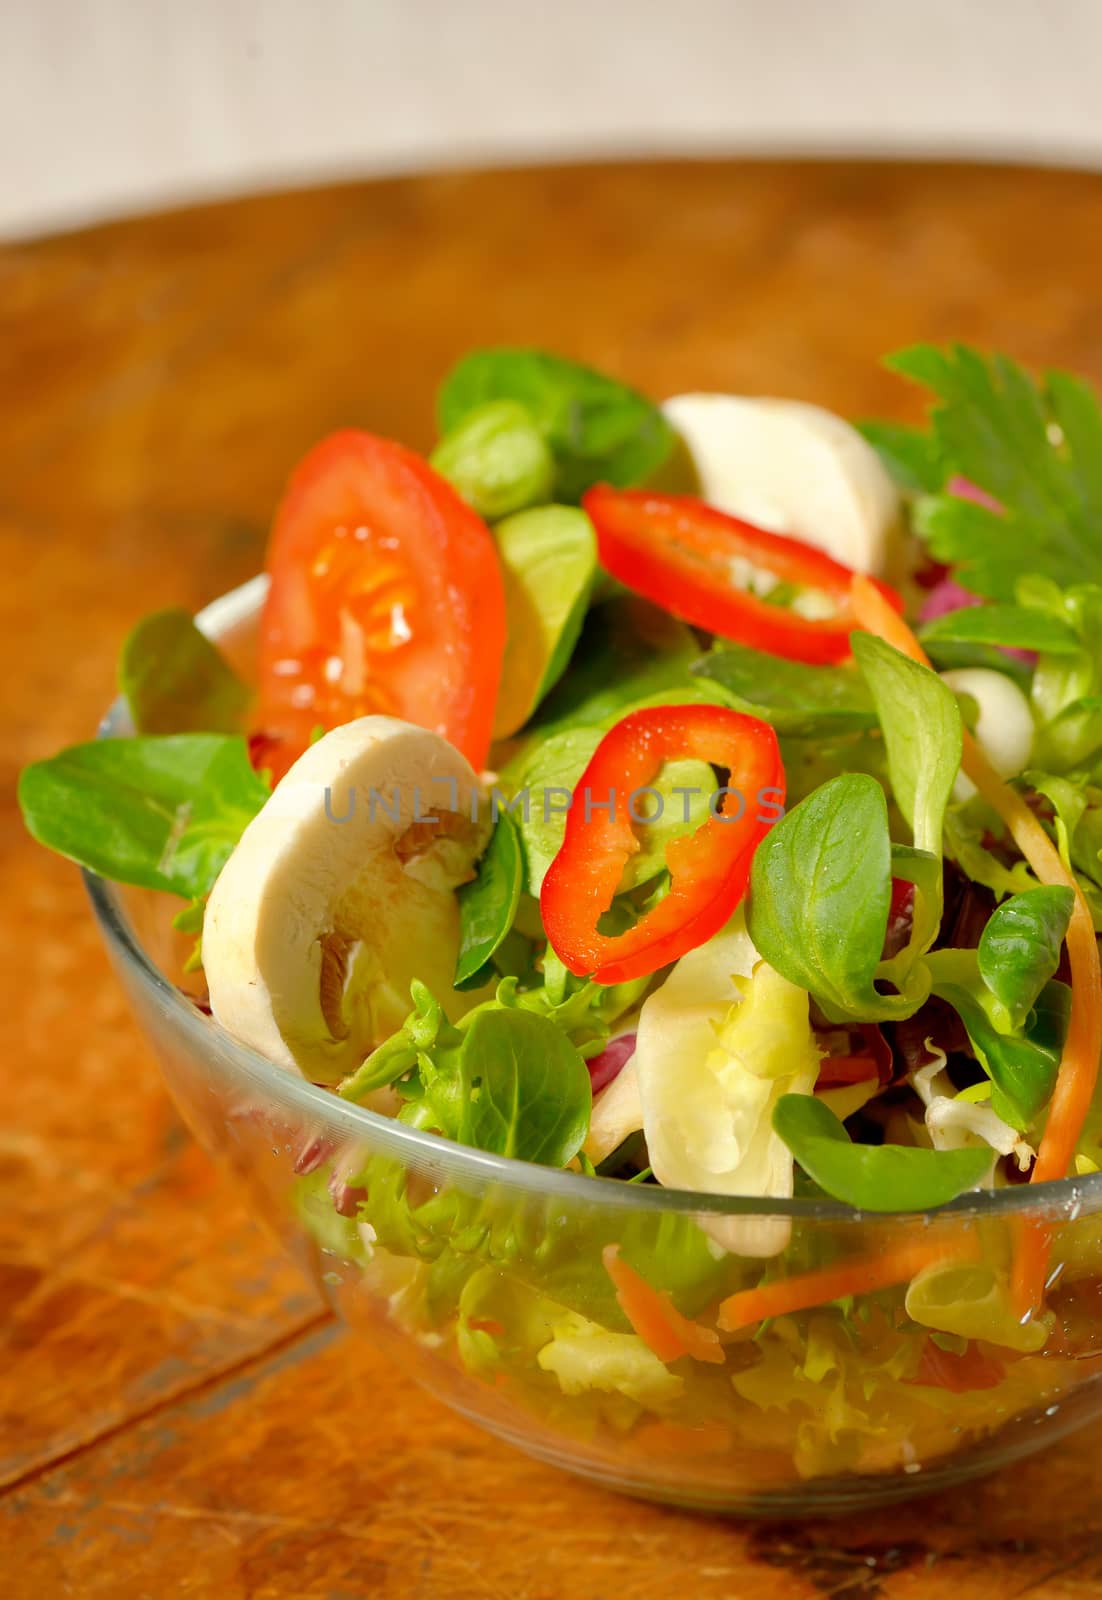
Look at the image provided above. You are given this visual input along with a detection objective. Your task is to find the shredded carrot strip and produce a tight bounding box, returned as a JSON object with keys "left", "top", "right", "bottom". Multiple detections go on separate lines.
{"left": 850, "top": 575, "right": 1102, "bottom": 1315}
{"left": 602, "top": 1244, "right": 725, "bottom": 1364}
{"left": 850, "top": 573, "right": 929, "bottom": 665}
{"left": 716, "top": 1236, "right": 970, "bottom": 1332}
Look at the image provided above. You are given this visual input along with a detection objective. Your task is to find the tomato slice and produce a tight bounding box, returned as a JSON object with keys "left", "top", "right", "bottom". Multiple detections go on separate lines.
{"left": 583, "top": 486, "right": 903, "bottom": 665}
{"left": 255, "top": 431, "right": 505, "bottom": 780}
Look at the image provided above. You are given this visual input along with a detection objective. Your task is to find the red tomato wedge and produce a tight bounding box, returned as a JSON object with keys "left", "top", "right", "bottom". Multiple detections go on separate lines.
{"left": 255, "top": 430, "right": 506, "bottom": 781}
{"left": 583, "top": 486, "right": 903, "bottom": 665}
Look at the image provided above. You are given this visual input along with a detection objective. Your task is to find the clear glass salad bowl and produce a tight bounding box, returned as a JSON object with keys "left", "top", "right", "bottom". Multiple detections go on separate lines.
{"left": 84, "top": 579, "right": 1102, "bottom": 1515}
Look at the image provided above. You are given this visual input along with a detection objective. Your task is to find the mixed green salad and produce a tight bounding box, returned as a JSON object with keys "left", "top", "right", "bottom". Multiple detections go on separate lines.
{"left": 22, "top": 343, "right": 1102, "bottom": 1479}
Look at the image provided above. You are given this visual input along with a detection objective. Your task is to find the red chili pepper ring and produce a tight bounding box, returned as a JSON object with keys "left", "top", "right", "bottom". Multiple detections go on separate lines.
{"left": 540, "top": 704, "right": 785, "bottom": 985}
{"left": 583, "top": 485, "right": 903, "bottom": 666}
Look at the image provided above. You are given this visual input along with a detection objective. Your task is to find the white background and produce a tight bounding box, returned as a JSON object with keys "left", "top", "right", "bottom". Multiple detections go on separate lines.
{"left": 4, "top": 0, "right": 1102, "bottom": 239}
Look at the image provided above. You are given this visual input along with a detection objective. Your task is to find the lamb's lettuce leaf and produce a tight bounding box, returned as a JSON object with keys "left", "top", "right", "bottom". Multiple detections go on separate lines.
{"left": 977, "top": 885, "right": 1074, "bottom": 1028}
{"left": 924, "top": 942, "right": 1069, "bottom": 1131}
{"left": 430, "top": 398, "right": 553, "bottom": 519}
{"left": 19, "top": 733, "right": 268, "bottom": 898}
{"left": 773, "top": 1094, "right": 991, "bottom": 1210}
{"left": 691, "top": 643, "right": 878, "bottom": 737}
{"left": 438, "top": 348, "right": 674, "bottom": 502}
{"left": 851, "top": 632, "right": 962, "bottom": 856}
{"left": 120, "top": 608, "right": 252, "bottom": 735}
{"left": 401, "top": 1003, "right": 591, "bottom": 1167}
{"left": 748, "top": 773, "right": 927, "bottom": 1022}
{"left": 529, "top": 594, "right": 703, "bottom": 737}
{"left": 454, "top": 814, "right": 524, "bottom": 988}
{"left": 491, "top": 505, "right": 598, "bottom": 737}
{"left": 340, "top": 981, "right": 591, "bottom": 1168}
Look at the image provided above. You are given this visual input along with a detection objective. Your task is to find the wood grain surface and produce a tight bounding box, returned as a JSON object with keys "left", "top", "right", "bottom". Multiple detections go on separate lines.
{"left": 6, "top": 158, "right": 1102, "bottom": 1598}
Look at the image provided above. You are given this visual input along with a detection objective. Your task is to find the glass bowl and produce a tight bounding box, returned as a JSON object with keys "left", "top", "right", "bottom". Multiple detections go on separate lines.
{"left": 84, "top": 578, "right": 1102, "bottom": 1515}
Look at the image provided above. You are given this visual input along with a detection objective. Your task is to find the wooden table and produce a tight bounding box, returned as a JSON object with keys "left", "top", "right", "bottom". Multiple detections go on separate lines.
{"left": 6, "top": 158, "right": 1102, "bottom": 1598}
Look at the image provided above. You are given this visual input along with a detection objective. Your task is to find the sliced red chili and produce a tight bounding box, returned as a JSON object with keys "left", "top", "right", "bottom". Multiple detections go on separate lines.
{"left": 583, "top": 486, "right": 903, "bottom": 665}
{"left": 540, "top": 704, "right": 784, "bottom": 984}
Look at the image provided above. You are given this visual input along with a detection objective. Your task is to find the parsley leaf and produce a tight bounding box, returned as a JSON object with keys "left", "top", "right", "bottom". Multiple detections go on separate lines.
{"left": 855, "top": 418, "right": 943, "bottom": 493}
{"left": 884, "top": 344, "right": 1102, "bottom": 600}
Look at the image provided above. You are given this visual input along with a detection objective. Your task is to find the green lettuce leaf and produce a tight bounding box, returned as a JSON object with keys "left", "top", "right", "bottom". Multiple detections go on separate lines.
{"left": 430, "top": 398, "right": 553, "bottom": 519}
{"left": 691, "top": 643, "right": 878, "bottom": 736}
{"left": 773, "top": 1094, "right": 991, "bottom": 1210}
{"left": 491, "top": 505, "right": 597, "bottom": 737}
{"left": 437, "top": 348, "right": 673, "bottom": 502}
{"left": 977, "top": 885, "right": 1073, "bottom": 1028}
{"left": 119, "top": 608, "right": 252, "bottom": 736}
{"left": 529, "top": 594, "right": 702, "bottom": 737}
{"left": 851, "top": 632, "right": 962, "bottom": 856}
{"left": 341, "top": 982, "right": 591, "bottom": 1168}
{"left": 906, "top": 1259, "right": 1051, "bottom": 1352}
{"left": 19, "top": 733, "right": 269, "bottom": 898}
{"left": 537, "top": 1311, "right": 684, "bottom": 1405}
{"left": 454, "top": 814, "right": 524, "bottom": 988}
{"left": 748, "top": 772, "right": 926, "bottom": 1023}
{"left": 944, "top": 803, "right": 1037, "bottom": 900}
{"left": 306, "top": 1142, "right": 732, "bottom": 1338}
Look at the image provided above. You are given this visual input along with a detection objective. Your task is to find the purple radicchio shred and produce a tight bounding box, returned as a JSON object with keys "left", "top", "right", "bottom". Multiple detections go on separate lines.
{"left": 588, "top": 1032, "right": 636, "bottom": 1096}
{"left": 329, "top": 1172, "right": 368, "bottom": 1217}
{"left": 939, "top": 860, "right": 998, "bottom": 953}
{"left": 294, "top": 1133, "right": 336, "bottom": 1176}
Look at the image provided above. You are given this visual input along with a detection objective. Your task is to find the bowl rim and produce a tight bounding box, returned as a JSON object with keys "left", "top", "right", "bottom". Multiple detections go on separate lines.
{"left": 83, "top": 573, "right": 1102, "bottom": 1226}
